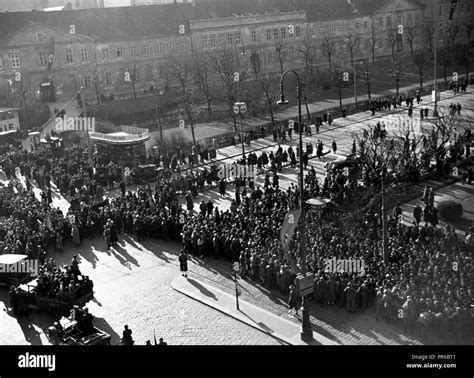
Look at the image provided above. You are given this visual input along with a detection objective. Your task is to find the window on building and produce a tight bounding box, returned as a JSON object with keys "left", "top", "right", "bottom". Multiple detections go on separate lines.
{"left": 235, "top": 31, "right": 242, "bottom": 44}
{"left": 84, "top": 75, "right": 92, "bottom": 88}
{"left": 38, "top": 51, "right": 48, "bottom": 66}
{"left": 116, "top": 47, "right": 123, "bottom": 57}
{"left": 280, "top": 27, "right": 287, "bottom": 39}
{"left": 181, "top": 41, "right": 188, "bottom": 50}
{"left": 251, "top": 29, "right": 257, "bottom": 42}
{"left": 364, "top": 21, "right": 368, "bottom": 28}
{"left": 0, "top": 56, "right": 3, "bottom": 70}
{"left": 102, "top": 47, "right": 109, "bottom": 58}
{"left": 337, "top": 24, "right": 343, "bottom": 32}
{"left": 130, "top": 45, "right": 138, "bottom": 56}
{"left": 105, "top": 72, "right": 112, "bottom": 85}
{"left": 169, "top": 41, "right": 177, "bottom": 51}
{"left": 397, "top": 15, "right": 402, "bottom": 25}
{"left": 273, "top": 28, "right": 279, "bottom": 39}
{"left": 378, "top": 17, "right": 383, "bottom": 27}
{"left": 227, "top": 32, "right": 234, "bottom": 44}
{"left": 80, "top": 46, "right": 88, "bottom": 61}
{"left": 310, "top": 27, "right": 316, "bottom": 35}
{"left": 407, "top": 13, "right": 412, "bottom": 26}
{"left": 144, "top": 44, "right": 151, "bottom": 54}
{"left": 365, "top": 39, "right": 370, "bottom": 49}
{"left": 210, "top": 34, "right": 217, "bottom": 47}
{"left": 439, "top": 5, "right": 443, "bottom": 16}
{"left": 156, "top": 43, "right": 163, "bottom": 53}
{"left": 346, "top": 23, "right": 352, "bottom": 31}
{"left": 219, "top": 33, "right": 226, "bottom": 45}
{"left": 386, "top": 16, "right": 391, "bottom": 27}
{"left": 201, "top": 35, "right": 208, "bottom": 48}
{"left": 330, "top": 24, "right": 335, "bottom": 32}
{"left": 64, "top": 48, "right": 73, "bottom": 63}
{"left": 295, "top": 25, "right": 300, "bottom": 37}
{"left": 355, "top": 22, "right": 360, "bottom": 30}
{"left": 267, "top": 51, "right": 274, "bottom": 63}
{"left": 266, "top": 29, "right": 272, "bottom": 40}
{"left": 320, "top": 25, "right": 324, "bottom": 33}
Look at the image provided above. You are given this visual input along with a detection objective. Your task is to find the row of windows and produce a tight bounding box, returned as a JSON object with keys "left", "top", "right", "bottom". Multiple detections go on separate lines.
{"left": 439, "top": 2, "right": 471, "bottom": 17}
{"left": 265, "top": 26, "right": 301, "bottom": 41}
{"left": 200, "top": 31, "right": 244, "bottom": 48}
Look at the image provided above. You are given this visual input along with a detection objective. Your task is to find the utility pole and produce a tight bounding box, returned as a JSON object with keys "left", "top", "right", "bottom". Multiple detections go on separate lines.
{"left": 433, "top": 0, "right": 439, "bottom": 117}
{"left": 278, "top": 69, "right": 313, "bottom": 342}
{"left": 79, "top": 86, "right": 92, "bottom": 166}
{"left": 353, "top": 63, "right": 358, "bottom": 105}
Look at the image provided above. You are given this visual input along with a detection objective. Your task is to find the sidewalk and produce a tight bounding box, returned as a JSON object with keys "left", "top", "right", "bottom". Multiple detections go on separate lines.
{"left": 157, "top": 72, "right": 473, "bottom": 146}
{"left": 171, "top": 276, "right": 338, "bottom": 345}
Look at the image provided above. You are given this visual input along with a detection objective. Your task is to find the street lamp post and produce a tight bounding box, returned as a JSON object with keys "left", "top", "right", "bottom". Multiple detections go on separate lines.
{"left": 233, "top": 102, "right": 247, "bottom": 163}
{"left": 79, "top": 86, "right": 92, "bottom": 166}
{"left": 381, "top": 167, "right": 389, "bottom": 265}
{"left": 277, "top": 69, "right": 313, "bottom": 342}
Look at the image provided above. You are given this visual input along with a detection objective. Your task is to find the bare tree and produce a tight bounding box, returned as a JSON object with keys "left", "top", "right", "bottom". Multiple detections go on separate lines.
{"left": 212, "top": 48, "right": 238, "bottom": 132}
{"left": 345, "top": 35, "right": 360, "bottom": 67}
{"left": 411, "top": 49, "right": 429, "bottom": 89}
{"left": 389, "top": 59, "right": 403, "bottom": 98}
{"left": 404, "top": 25, "right": 417, "bottom": 56}
{"left": 298, "top": 25, "right": 318, "bottom": 90}
{"left": 255, "top": 72, "right": 278, "bottom": 129}
{"left": 182, "top": 92, "right": 201, "bottom": 146}
{"left": 386, "top": 27, "right": 399, "bottom": 60}
{"left": 354, "top": 125, "right": 397, "bottom": 187}
{"left": 457, "top": 19, "right": 474, "bottom": 77}
{"left": 322, "top": 34, "right": 336, "bottom": 68}
{"left": 274, "top": 36, "right": 285, "bottom": 76}
{"left": 123, "top": 60, "right": 139, "bottom": 99}
{"left": 368, "top": 21, "right": 378, "bottom": 62}
{"left": 193, "top": 51, "right": 213, "bottom": 119}
{"left": 423, "top": 23, "right": 435, "bottom": 53}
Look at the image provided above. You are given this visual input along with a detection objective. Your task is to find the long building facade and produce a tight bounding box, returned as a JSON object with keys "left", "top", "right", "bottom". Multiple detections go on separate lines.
{"left": 0, "top": 0, "right": 472, "bottom": 106}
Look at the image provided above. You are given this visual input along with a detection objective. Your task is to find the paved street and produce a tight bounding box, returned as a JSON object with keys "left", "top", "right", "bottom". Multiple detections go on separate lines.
{"left": 0, "top": 236, "right": 282, "bottom": 345}
{"left": 1, "top": 87, "right": 472, "bottom": 346}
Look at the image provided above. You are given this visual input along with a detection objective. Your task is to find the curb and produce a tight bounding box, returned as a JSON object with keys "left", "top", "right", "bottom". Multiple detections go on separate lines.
{"left": 170, "top": 276, "right": 293, "bottom": 345}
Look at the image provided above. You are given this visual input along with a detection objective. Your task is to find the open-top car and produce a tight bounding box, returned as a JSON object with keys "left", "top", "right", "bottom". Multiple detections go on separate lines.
{"left": 47, "top": 316, "right": 111, "bottom": 346}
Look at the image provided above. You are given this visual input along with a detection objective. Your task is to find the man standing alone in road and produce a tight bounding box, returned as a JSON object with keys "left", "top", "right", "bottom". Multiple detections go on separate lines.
{"left": 179, "top": 250, "right": 188, "bottom": 278}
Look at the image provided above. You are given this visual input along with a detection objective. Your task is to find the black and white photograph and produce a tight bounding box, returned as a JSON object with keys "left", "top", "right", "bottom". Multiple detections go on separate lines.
{"left": 0, "top": 0, "right": 472, "bottom": 376}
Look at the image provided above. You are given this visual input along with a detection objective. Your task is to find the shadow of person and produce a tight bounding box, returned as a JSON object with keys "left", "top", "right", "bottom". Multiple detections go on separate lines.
{"left": 93, "top": 316, "right": 121, "bottom": 345}
{"left": 112, "top": 244, "right": 140, "bottom": 267}
{"left": 186, "top": 278, "right": 217, "bottom": 301}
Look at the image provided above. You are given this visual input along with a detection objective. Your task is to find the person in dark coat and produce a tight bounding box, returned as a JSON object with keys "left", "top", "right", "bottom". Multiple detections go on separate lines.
{"left": 179, "top": 250, "right": 188, "bottom": 277}
{"left": 413, "top": 204, "right": 422, "bottom": 225}
{"left": 219, "top": 179, "right": 226, "bottom": 197}
{"left": 288, "top": 285, "right": 299, "bottom": 316}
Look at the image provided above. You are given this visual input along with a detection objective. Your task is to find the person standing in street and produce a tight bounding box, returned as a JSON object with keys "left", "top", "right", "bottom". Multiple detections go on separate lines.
{"left": 332, "top": 140, "right": 337, "bottom": 153}
{"left": 288, "top": 284, "right": 299, "bottom": 316}
{"left": 179, "top": 249, "right": 188, "bottom": 277}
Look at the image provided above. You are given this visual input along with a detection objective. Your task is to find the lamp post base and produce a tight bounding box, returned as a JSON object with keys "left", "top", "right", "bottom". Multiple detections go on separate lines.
{"left": 300, "top": 297, "right": 313, "bottom": 342}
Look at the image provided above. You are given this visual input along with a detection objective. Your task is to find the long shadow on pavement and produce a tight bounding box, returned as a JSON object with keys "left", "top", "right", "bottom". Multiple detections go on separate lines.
{"left": 186, "top": 278, "right": 217, "bottom": 301}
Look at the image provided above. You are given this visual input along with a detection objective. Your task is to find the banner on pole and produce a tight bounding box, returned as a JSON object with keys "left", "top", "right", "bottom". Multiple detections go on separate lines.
{"left": 279, "top": 209, "right": 302, "bottom": 274}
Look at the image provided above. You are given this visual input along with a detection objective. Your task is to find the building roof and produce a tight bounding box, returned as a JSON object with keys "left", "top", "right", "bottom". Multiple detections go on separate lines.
{"left": 0, "top": 0, "right": 425, "bottom": 44}
{"left": 0, "top": 1, "right": 300, "bottom": 44}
